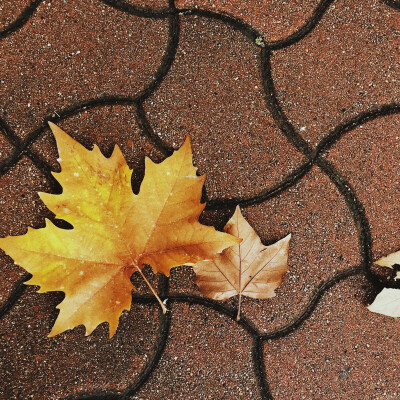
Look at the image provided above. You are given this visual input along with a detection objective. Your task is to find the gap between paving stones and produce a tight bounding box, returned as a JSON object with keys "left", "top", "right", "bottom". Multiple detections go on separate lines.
{"left": 382, "top": 0, "right": 400, "bottom": 11}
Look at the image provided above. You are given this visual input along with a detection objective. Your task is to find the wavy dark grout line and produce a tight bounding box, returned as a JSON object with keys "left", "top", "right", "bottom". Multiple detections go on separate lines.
{"left": 261, "top": 46, "right": 377, "bottom": 288}
{"left": 316, "top": 103, "right": 400, "bottom": 156}
{"left": 252, "top": 336, "right": 274, "bottom": 400}
{"left": 119, "top": 275, "right": 169, "bottom": 399}
{"left": 261, "top": 266, "right": 363, "bottom": 340}
{"left": 62, "top": 312, "right": 171, "bottom": 400}
{"left": 261, "top": 49, "right": 313, "bottom": 158}
{"left": 205, "top": 159, "right": 313, "bottom": 210}
{"left": 0, "top": 115, "right": 21, "bottom": 147}
{"left": 0, "top": 117, "right": 61, "bottom": 192}
{"left": 133, "top": 291, "right": 272, "bottom": 399}
{"left": 381, "top": 0, "right": 400, "bottom": 10}
{"left": 24, "top": 96, "right": 139, "bottom": 148}
{"left": 132, "top": 266, "right": 364, "bottom": 342}
{"left": 177, "top": 8, "right": 259, "bottom": 42}
{"left": 0, "top": 102, "right": 317, "bottom": 213}
{"left": 0, "top": 0, "right": 333, "bottom": 51}
{"left": 0, "top": 0, "right": 383, "bottom": 284}
{"left": 0, "top": 5, "right": 180, "bottom": 174}
{"left": 99, "top": 0, "right": 172, "bottom": 18}
{"left": 0, "top": 0, "right": 43, "bottom": 39}
{"left": 0, "top": 0, "right": 180, "bottom": 171}
{"left": 0, "top": 0, "right": 170, "bottom": 42}
{"left": 0, "top": 116, "right": 58, "bottom": 186}
{"left": 60, "top": 276, "right": 170, "bottom": 400}
{"left": 168, "top": 293, "right": 259, "bottom": 335}
{"left": 0, "top": 96, "right": 144, "bottom": 179}
{"left": 134, "top": 102, "right": 177, "bottom": 157}
{"left": 0, "top": 10, "right": 179, "bottom": 370}
{"left": 316, "top": 158, "right": 375, "bottom": 282}
{"left": 66, "top": 264, "right": 364, "bottom": 400}
{"left": 0, "top": 148, "right": 25, "bottom": 177}
{"left": 133, "top": 13, "right": 316, "bottom": 210}
{"left": 0, "top": 273, "right": 31, "bottom": 318}
{"left": 313, "top": 104, "right": 400, "bottom": 279}
{"left": 0, "top": 11, "right": 311, "bottom": 212}
{"left": 136, "top": 8, "right": 180, "bottom": 102}
{"left": 177, "top": 0, "right": 334, "bottom": 49}
{"left": 133, "top": 6, "right": 180, "bottom": 156}
{"left": 3, "top": 100, "right": 394, "bottom": 209}
{"left": 122, "top": 313, "right": 171, "bottom": 398}
{"left": 0, "top": 3, "right": 393, "bottom": 400}
{"left": 265, "top": 0, "right": 335, "bottom": 50}
{"left": 0, "top": 266, "right": 364, "bottom": 399}
{"left": 0, "top": 0, "right": 335, "bottom": 211}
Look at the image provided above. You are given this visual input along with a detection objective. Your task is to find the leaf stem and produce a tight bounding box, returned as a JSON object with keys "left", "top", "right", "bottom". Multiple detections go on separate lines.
{"left": 133, "top": 264, "right": 168, "bottom": 314}
{"left": 237, "top": 293, "right": 242, "bottom": 321}
{"left": 237, "top": 209, "right": 242, "bottom": 322}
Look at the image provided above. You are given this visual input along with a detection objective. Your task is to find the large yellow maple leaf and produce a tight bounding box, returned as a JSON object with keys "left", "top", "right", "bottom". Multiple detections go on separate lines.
{"left": 0, "top": 123, "right": 239, "bottom": 337}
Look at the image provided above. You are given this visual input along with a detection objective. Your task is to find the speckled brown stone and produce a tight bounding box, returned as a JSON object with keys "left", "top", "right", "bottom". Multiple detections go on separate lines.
{"left": 0, "top": 285, "right": 160, "bottom": 400}
{"left": 264, "top": 276, "right": 400, "bottom": 400}
{"left": 0, "top": 0, "right": 30, "bottom": 28}
{"left": 326, "top": 113, "right": 400, "bottom": 261}
{"left": 144, "top": 15, "right": 305, "bottom": 201}
{"left": 125, "top": 0, "right": 169, "bottom": 9}
{"left": 0, "top": 254, "right": 26, "bottom": 308}
{"left": 0, "top": 0, "right": 169, "bottom": 137}
{"left": 175, "top": 0, "right": 320, "bottom": 42}
{"left": 0, "top": 157, "right": 52, "bottom": 237}
{"left": 0, "top": 131, "right": 14, "bottom": 163}
{"left": 0, "top": 157, "right": 52, "bottom": 309}
{"left": 133, "top": 303, "right": 260, "bottom": 400}
{"left": 271, "top": 0, "right": 400, "bottom": 147}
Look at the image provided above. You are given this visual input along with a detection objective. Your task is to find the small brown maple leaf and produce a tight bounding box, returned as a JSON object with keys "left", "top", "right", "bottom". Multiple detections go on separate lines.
{"left": 0, "top": 123, "right": 239, "bottom": 337}
{"left": 193, "top": 206, "right": 291, "bottom": 320}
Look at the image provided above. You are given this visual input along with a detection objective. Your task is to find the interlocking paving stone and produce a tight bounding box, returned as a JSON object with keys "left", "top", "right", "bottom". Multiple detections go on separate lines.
{"left": 133, "top": 303, "right": 260, "bottom": 400}
{"left": 0, "top": 0, "right": 169, "bottom": 137}
{"left": 175, "top": 0, "right": 320, "bottom": 42}
{"left": 264, "top": 276, "right": 400, "bottom": 400}
{"left": 271, "top": 0, "right": 400, "bottom": 147}
{"left": 0, "top": 286, "right": 160, "bottom": 400}
{"left": 0, "top": 0, "right": 31, "bottom": 28}
{"left": 144, "top": 16, "right": 305, "bottom": 201}
{"left": 326, "top": 113, "right": 400, "bottom": 261}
